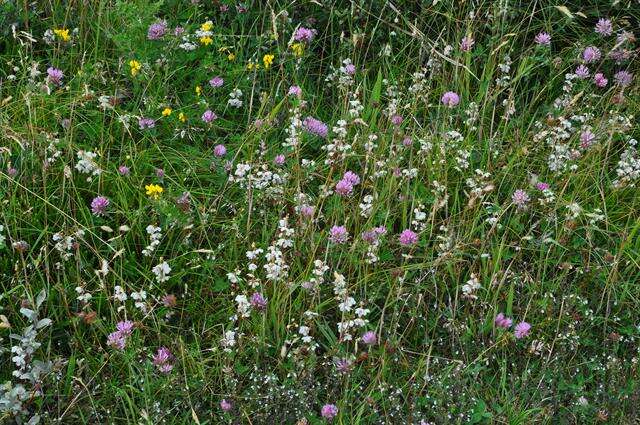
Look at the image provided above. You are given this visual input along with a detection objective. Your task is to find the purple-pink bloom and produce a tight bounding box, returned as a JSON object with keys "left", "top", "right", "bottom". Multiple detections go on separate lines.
{"left": 90, "top": 196, "right": 109, "bottom": 216}
{"left": 514, "top": 321, "right": 531, "bottom": 339}
{"left": 334, "top": 358, "right": 353, "bottom": 374}
{"left": 209, "top": 76, "right": 224, "bottom": 87}
{"left": 441, "top": 91, "right": 460, "bottom": 107}
{"left": 250, "top": 292, "right": 267, "bottom": 310}
{"left": 460, "top": 35, "right": 475, "bottom": 52}
{"left": 116, "top": 320, "right": 135, "bottom": 336}
{"left": 494, "top": 313, "right": 513, "bottom": 329}
{"left": 335, "top": 179, "right": 354, "bottom": 196}
{"left": 398, "top": 229, "right": 418, "bottom": 246}
{"left": 342, "top": 171, "right": 360, "bottom": 186}
{"left": 536, "top": 182, "right": 549, "bottom": 191}
{"left": 575, "top": 65, "right": 590, "bottom": 79}
{"left": 303, "top": 117, "right": 328, "bottom": 138}
{"left": 329, "top": 225, "right": 349, "bottom": 244}
{"left": 390, "top": 114, "right": 403, "bottom": 126}
{"left": 202, "top": 110, "right": 217, "bottom": 123}
{"left": 595, "top": 18, "right": 613, "bottom": 36}
{"left": 138, "top": 117, "right": 156, "bottom": 129}
{"left": 300, "top": 205, "right": 315, "bottom": 218}
{"left": 580, "top": 130, "right": 596, "bottom": 149}
{"left": 321, "top": 404, "right": 338, "bottom": 420}
{"left": 288, "top": 85, "right": 302, "bottom": 97}
{"left": 118, "top": 165, "right": 130, "bottom": 176}
{"left": 402, "top": 136, "right": 413, "bottom": 147}
{"left": 213, "top": 144, "right": 227, "bottom": 157}
{"left": 173, "top": 26, "right": 185, "bottom": 36}
{"left": 47, "top": 67, "right": 64, "bottom": 85}
{"left": 152, "top": 347, "right": 174, "bottom": 373}
{"left": 293, "top": 27, "right": 316, "bottom": 42}
{"left": 594, "top": 73, "right": 608, "bottom": 88}
{"left": 582, "top": 46, "right": 601, "bottom": 63}
{"left": 147, "top": 21, "right": 167, "bottom": 40}
{"left": 534, "top": 32, "right": 551, "bottom": 46}
{"left": 156, "top": 168, "right": 165, "bottom": 178}
{"left": 614, "top": 70, "right": 633, "bottom": 87}
{"left": 107, "top": 331, "right": 126, "bottom": 350}
{"left": 220, "top": 399, "right": 232, "bottom": 412}
{"left": 274, "top": 154, "right": 286, "bottom": 165}
{"left": 512, "top": 189, "right": 530, "bottom": 208}
{"left": 7, "top": 167, "right": 17, "bottom": 177}
{"left": 362, "top": 331, "right": 377, "bottom": 345}
{"left": 344, "top": 63, "right": 356, "bottom": 75}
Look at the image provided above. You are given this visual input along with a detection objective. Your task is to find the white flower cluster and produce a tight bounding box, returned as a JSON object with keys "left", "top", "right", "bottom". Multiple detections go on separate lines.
{"left": 613, "top": 139, "right": 640, "bottom": 188}
{"left": 75, "top": 150, "right": 102, "bottom": 177}
{"left": 333, "top": 272, "right": 370, "bottom": 341}
{"left": 142, "top": 225, "right": 162, "bottom": 256}
{"left": 152, "top": 261, "right": 171, "bottom": 283}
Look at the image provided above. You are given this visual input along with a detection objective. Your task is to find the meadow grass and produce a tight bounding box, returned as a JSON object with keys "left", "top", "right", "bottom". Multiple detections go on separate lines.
{"left": 0, "top": 0, "right": 639, "bottom": 423}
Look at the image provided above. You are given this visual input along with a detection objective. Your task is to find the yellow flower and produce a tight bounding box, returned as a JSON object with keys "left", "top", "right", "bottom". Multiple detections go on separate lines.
{"left": 145, "top": 184, "right": 164, "bottom": 199}
{"left": 200, "top": 36, "right": 213, "bottom": 46}
{"left": 129, "top": 60, "right": 142, "bottom": 77}
{"left": 53, "top": 28, "right": 70, "bottom": 42}
{"left": 247, "top": 61, "right": 260, "bottom": 71}
{"left": 162, "top": 107, "right": 172, "bottom": 117}
{"left": 178, "top": 112, "right": 187, "bottom": 122}
{"left": 291, "top": 43, "right": 304, "bottom": 57}
{"left": 200, "top": 21, "right": 213, "bottom": 32}
{"left": 195, "top": 85, "right": 202, "bottom": 96}
{"left": 227, "top": 52, "right": 236, "bottom": 61}
{"left": 263, "top": 54, "right": 275, "bottom": 69}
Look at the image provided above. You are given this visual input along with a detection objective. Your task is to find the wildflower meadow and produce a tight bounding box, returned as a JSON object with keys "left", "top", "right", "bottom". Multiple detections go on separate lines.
{"left": 1, "top": 1, "right": 639, "bottom": 423}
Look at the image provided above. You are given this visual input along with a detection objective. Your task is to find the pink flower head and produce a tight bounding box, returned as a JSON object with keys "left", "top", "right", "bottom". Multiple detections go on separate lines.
{"left": 594, "top": 73, "right": 608, "bottom": 88}
{"left": 288, "top": 85, "right": 302, "bottom": 97}
{"left": 575, "top": 65, "right": 590, "bottom": 79}
{"left": 107, "top": 331, "right": 126, "bottom": 350}
{"left": 329, "top": 225, "right": 349, "bottom": 244}
{"left": 173, "top": 26, "right": 185, "bottom": 36}
{"left": 534, "top": 32, "right": 551, "bottom": 46}
{"left": 118, "top": 165, "right": 130, "bottom": 175}
{"left": 494, "top": 313, "right": 513, "bottom": 329}
{"left": 398, "top": 229, "right": 418, "bottom": 246}
{"left": 47, "top": 67, "right": 64, "bottom": 85}
{"left": 390, "top": 114, "right": 403, "bottom": 126}
{"left": 321, "top": 404, "right": 338, "bottom": 420}
{"left": 147, "top": 21, "right": 167, "bottom": 40}
{"left": 213, "top": 144, "right": 227, "bottom": 157}
{"left": 536, "top": 182, "right": 549, "bottom": 191}
{"left": 460, "top": 35, "right": 475, "bottom": 52}
{"left": 220, "top": 399, "right": 232, "bottom": 412}
{"left": 334, "top": 358, "right": 353, "bottom": 374}
{"left": 303, "top": 117, "right": 328, "bottom": 138}
{"left": 614, "top": 70, "right": 633, "bottom": 87}
{"left": 514, "top": 321, "right": 531, "bottom": 339}
{"left": 300, "top": 205, "right": 315, "bottom": 218}
{"left": 342, "top": 171, "right": 360, "bottom": 186}
{"left": 344, "top": 63, "right": 356, "bottom": 75}
{"left": 274, "top": 154, "right": 286, "bottom": 165}
{"left": 361, "top": 331, "right": 377, "bottom": 345}
{"left": 580, "top": 130, "right": 596, "bottom": 149}
{"left": 512, "top": 189, "right": 530, "bottom": 208}
{"left": 402, "top": 136, "right": 413, "bottom": 147}
{"left": 595, "top": 18, "right": 613, "bottom": 36}
{"left": 138, "top": 117, "right": 156, "bottom": 129}
{"left": 293, "top": 27, "right": 316, "bottom": 42}
{"left": 152, "top": 347, "right": 174, "bottom": 373}
{"left": 7, "top": 167, "right": 17, "bottom": 177}
{"left": 250, "top": 292, "right": 267, "bottom": 310}
{"left": 202, "top": 110, "right": 217, "bottom": 123}
{"left": 209, "top": 76, "right": 224, "bottom": 87}
{"left": 582, "top": 46, "right": 601, "bottom": 63}
{"left": 90, "top": 196, "right": 110, "bottom": 216}
{"left": 335, "top": 179, "right": 354, "bottom": 196}
{"left": 156, "top": 168, "right": 165, "bottom": 178}
{"left": 116, "top": 320, "right": 135, "bottom": 336}
{"left": 441, "top": 91, "right": 460, "bottom": 107}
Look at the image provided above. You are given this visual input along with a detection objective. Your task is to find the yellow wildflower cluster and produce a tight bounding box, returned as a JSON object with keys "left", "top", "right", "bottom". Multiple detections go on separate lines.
{"left": 263, "top": 54, "right": 275, "bottom": 69}
{"left": 291, "top": 43, "right": 304, "bottom": 57}
{"left": 162, "top": 107, "right": 172, "bottom": 117}
{"left": 129, "top": 60, "right": 142, "bottom": 76}
{"left": 145, "top": 184, "right": 164, "bottom": 199}
{"left": 54, "top": 28, "right": 70, "bottom": 42}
